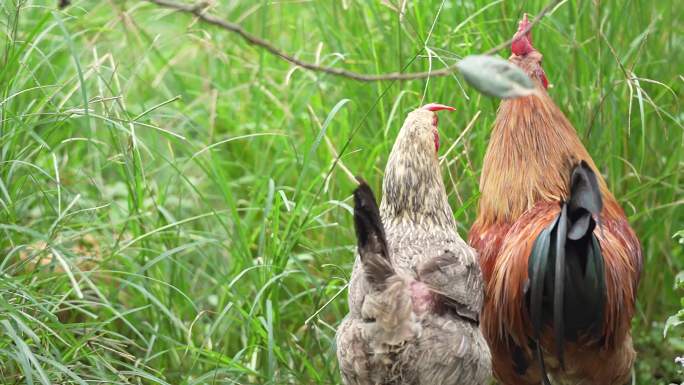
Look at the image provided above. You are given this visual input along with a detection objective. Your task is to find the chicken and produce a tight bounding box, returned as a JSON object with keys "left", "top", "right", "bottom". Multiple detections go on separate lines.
{"left": 336, "top": 105, "right": 492, "bottom": 385}
{"left": 467, "top": 15, "right": 643, "bottom": 385}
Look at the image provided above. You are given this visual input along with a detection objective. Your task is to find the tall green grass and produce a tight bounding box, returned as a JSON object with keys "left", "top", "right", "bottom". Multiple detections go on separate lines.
{"left": 1, "top": 0, "right": 681, "bottom": 383}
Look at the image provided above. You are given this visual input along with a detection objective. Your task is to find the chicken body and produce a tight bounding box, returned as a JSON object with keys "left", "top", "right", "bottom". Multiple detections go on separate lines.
{"left": 468, "top": 15, "right": 642, "bottom": 385}
{"left": 336, "top": 108, "right": 491, "bottom": 385}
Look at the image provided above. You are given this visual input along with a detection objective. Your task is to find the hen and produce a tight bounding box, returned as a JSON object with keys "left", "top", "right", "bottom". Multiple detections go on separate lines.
{"left": 336, "top": 105, "right": 491, "bottom": 385}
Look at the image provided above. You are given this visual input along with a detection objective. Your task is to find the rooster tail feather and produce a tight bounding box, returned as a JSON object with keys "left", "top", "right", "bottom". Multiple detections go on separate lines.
{"left": 565, "top": 163, "right": 606, "bottom": 341}
{"left": 535, "top": 342, "right": 552, "bottom": 385}
{"left": 569, "top": 161, "right": 603, "bottom": 219}
{"left": 526, "top": 163, "right": 607, "bottom": 377}
{"left": 353, "top": 178, "right": 394, "bottom": 288}
{"left": 528, "top": 222, "right": 554, "bottom": 385}
{"left": 529, "top": 225, "right": 552, "bottom": 332}
{"left": 554, "top": 205, "right": 568, "bottom": 369}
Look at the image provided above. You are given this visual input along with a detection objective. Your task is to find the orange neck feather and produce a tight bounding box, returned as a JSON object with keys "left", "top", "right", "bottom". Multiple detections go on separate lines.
{"left": 476, "top": 91, "right": 619, "bottom": 226}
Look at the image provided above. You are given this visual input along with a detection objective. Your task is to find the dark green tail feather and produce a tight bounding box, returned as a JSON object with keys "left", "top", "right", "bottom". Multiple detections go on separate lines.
{"left": 529, "top": 225, "right": 553, "bottom": 333}
{"left": 529, "top": 224, "right": 554, "bottom": 385}
{"left": 526, "top": 162, "right": 606, "bottom": 382}
{"left": 553, "top": 205, "right": 568, "bottom": 369}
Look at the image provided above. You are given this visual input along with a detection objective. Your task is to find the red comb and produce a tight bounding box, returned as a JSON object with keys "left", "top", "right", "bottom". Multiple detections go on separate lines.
{"left": 511, "top": 13, "right": 535, "bottom": 56}
{"left": 422, "top": 103, "right": 455, "bottom": 112}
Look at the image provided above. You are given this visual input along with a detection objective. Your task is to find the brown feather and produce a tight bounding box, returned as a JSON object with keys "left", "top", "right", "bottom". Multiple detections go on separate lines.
{"left": 475, "top": 91, "right": 625, "bottom": 227}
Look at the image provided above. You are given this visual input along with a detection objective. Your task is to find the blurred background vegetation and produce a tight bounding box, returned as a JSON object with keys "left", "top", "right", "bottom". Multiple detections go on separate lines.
{"left": 1, "top": 0, "right": 682, "bottom": 383}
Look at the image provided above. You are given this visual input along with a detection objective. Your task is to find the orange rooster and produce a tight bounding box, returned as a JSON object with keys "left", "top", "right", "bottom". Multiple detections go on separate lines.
{"left": 468, "top": 14, "right": 642, "bottom": 385}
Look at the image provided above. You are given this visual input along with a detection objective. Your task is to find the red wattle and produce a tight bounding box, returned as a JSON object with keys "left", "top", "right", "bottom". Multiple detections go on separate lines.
{"left": 421, "top": 102, "right": 454, "bottom": 152}
{"left": 540, "top": 72, "right": 549, "bottom": 89}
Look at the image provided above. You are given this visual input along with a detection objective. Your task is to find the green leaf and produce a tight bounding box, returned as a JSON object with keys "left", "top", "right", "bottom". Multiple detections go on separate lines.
{"left": 457, "top": 55, "right": 536, "bottom": 99}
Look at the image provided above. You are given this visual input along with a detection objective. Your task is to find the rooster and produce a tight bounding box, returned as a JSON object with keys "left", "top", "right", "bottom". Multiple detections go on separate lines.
{"left": 468, "top": 15, "right": 642, "bottom": 385}
{"left": 336, "top": 105, "right": 492, "bottom": 385}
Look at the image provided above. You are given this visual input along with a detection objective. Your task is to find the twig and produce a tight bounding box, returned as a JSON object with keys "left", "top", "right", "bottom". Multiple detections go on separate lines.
{"left": 144, "top": 0, "right": 561, "bottom": 82}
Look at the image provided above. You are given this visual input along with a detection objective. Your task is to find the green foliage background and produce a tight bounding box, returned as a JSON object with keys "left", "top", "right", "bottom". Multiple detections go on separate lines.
{"left": 1, "top": 0, "right": 682, "bottom": 383}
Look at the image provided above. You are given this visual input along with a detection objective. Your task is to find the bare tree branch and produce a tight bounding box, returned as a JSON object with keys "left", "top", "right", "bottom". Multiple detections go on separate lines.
{"left": 144, "top": 0, "right": 561, "bottom": 82}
